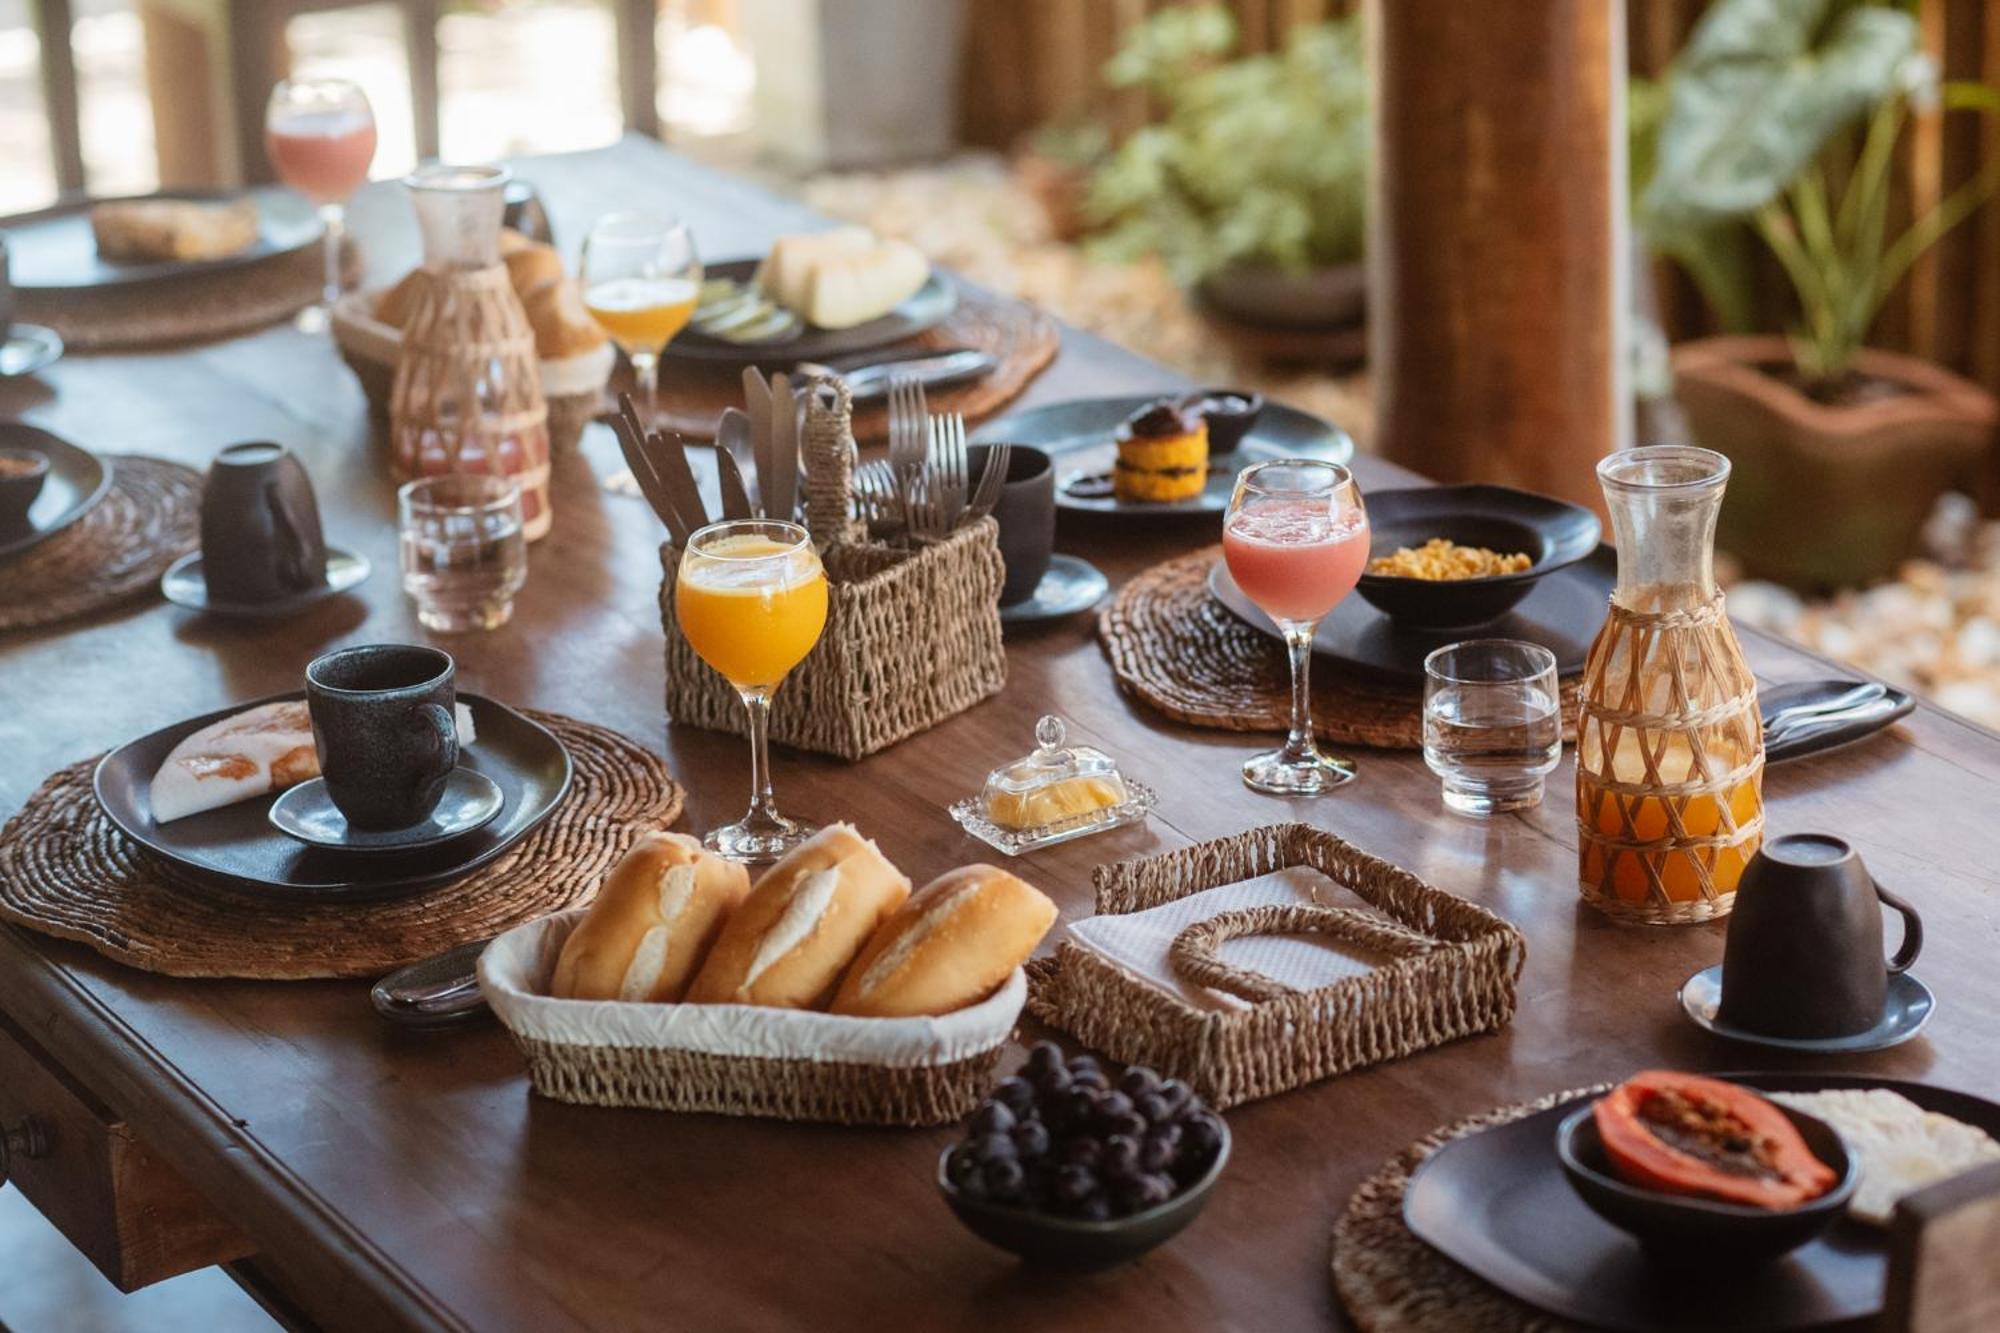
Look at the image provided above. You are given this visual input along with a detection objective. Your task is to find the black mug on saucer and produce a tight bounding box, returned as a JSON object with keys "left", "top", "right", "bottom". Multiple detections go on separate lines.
{"left": 972, "top": 444, "right": 1054, "bottom": 607}
{"left": 200, "top": 442, "right": 328, "bottom": 606}
{"left": 1717, "top": 833, "right": 1923, "bottom": 1039}
{"left": 306, "top": 645, "right": 459, "bottom": 831}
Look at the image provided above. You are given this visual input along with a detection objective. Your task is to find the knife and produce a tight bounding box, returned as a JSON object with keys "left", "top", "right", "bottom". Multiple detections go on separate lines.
{"left": 742, "top": 367, "right": 777, "bottom": 521}
{"left": 717, "top": 407, "right": 761, "bottom": 515}
{"left": 647, "top": 426, "right": 710, "bottom": 544}
{"left": 715, "top": 442, "right": 755, "bottom": 520}
{"left": 800, "top": 349, "right": 997, "bottom": 403}
{"left": 769, "top": 371, "right": 799, "bottom": 522}
{"left": 611, "top": 395, "right": 691, "bottom": 543}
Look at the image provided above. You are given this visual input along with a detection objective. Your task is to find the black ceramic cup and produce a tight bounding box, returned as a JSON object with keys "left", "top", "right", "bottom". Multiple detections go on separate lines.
{"left": 1717, "top": 833, "right": 1923, "bottom": 1039}
{"left": 973, "top": 444, "right": 1055, "bottom": 607}
{"left": 305, "top": 645, "right": 460, "bottom": 831}
{"left": 0, "top": 447, "right": 48, "bottom": 532}
{"left": 200, "top": 442, "right": 329, "bottom": 606}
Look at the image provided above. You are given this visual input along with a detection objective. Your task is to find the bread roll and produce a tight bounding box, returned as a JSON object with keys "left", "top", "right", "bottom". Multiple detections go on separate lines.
{"left": 551, "top": 833, "right": 750, "bottom": 1002}
{"left": 498, "top": 227, "right": 533, "bottom": 256}
{"left": 524, "top": 277, "right": 609, "bottom": 358}
{"left": 686, "top": 824, "right": 910, "bottom": 1009}
{"left": 374, "top": 268, "right": 433, "bottom": 329}
{"left": 831, "top": 865, "right": 1056, "bottom": 1018}
{"left": 504, "top": 242, "right": 565, "bottom": 297}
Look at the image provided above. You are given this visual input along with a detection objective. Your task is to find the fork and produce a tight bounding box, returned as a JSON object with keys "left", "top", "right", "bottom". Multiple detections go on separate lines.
{"left": 887, "top": 375, "right": 929, "bottom": 537}
{"left": 853, "top": 461, "right": 902, "bottom": 542}
{"left": 930, "top": 410, "right": 969, "bottom": 532}
{"left": 967, "top": 441, "right": 1010, "bottom": 522}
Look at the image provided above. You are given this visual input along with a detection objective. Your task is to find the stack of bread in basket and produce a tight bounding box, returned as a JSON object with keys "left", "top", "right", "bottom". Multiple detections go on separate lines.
{"left": 479, "top": 825, "right": 1058, "bottom": 1125}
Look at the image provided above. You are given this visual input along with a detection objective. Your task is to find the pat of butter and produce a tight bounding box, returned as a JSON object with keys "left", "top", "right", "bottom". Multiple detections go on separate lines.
{"left": 986, "top": 776, "right": 1126, "bottom": 831}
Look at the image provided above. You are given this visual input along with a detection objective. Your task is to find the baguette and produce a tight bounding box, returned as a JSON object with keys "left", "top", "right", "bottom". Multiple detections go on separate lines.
{"left": 686, "top": 824, "right": 910, "bottom": 1009}
{"left": 550, "top": 832, "right": 750, "bottom": 1002}
{"left": 831, "top": 865, "right": 1056, "bottom": 1017}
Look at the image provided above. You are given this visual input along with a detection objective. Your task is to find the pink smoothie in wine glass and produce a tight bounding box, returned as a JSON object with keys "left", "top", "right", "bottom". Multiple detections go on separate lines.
{"left": 266, "top": 111, "right": 377, "bottom": 204}
{"left": 1224, "top": 501, "right": 1370, "bottom": 623}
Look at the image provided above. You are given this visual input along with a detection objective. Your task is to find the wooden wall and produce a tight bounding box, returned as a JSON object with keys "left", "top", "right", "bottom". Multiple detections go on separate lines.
{"left": 960, "top": 0, "right": 2000, "bottom": 395}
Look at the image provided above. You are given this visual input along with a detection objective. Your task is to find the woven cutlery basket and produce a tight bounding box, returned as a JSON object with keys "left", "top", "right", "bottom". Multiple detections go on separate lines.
{"left": 659, "top": 378, "right": 1007, "bottom": 760}
{"left": 1024, "top": 823, "right": 1527, "bottom": 1110}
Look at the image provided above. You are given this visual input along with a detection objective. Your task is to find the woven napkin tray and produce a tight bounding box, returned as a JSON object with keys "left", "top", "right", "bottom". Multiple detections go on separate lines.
{"left": 1026, "top": 823, "right": 1527, "bottom": 1110}
{"left": 658, "top": 376, "right": 1006, "bottom": 760}
{"left": 480, "top": 910, "right": 1023, "bottom": 1126}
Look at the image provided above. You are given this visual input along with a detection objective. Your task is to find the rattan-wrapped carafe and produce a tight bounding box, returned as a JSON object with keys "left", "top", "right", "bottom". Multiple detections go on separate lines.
{"left": 1576, "top": 446, "right": 1764, "bottom": 925}
{"left": 389, "top": 164, "right": 552, "bottom": 539}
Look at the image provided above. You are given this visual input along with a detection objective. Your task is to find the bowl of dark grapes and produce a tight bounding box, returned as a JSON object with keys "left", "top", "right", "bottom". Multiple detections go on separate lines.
{"left": 937, "top": 1041, "right": 1231, "bottom": 1270}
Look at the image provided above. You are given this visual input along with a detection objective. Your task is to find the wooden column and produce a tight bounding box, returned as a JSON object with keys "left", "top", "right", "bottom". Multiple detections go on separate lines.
{"left": 1367, "top": 0, "right": 1628, "bottom": 512}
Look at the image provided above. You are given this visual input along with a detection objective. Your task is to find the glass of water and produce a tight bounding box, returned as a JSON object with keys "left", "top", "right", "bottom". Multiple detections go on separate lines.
{"left": 398, "top": 475, "right": 527, "bottom": 632}
{"left": 1422, "top": 640, "right": 1561, "bottom": 815}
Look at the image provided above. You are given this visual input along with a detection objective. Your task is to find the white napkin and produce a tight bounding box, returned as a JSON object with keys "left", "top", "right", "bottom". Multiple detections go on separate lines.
{"left": 1066, "top": 867, "right": 1402, "bottom": 1012}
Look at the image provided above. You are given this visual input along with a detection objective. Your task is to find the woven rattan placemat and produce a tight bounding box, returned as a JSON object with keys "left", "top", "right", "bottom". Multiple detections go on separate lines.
{"left": 1098, "top": 546, "right": 1581, "bottom": 751}
{"left": 14, "top": 240, "right": 357, "bottom": 351}
{"left": 1330, "top": 1085, "right": 1609, "bottom": 1332}
{"left": 649, "top": 285, "right": 1060, "bottom": 444}
{"left": 0, "top": 710, "right": 683, "bottom": 979}
{"left": 0, "top": 455, "right": 200, "bottom": 633}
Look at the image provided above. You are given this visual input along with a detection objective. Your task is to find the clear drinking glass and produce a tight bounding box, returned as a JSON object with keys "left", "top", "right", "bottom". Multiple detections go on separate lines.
{"left": 675, "top": 519, "right": 829, "bottom": 861}
{"left": 580, "top": 210, "right": 702, "bottom": 424}
{"left": 1423, "top": 640, "right": 1563, "bottom": 815}
{"left": 265, "top": 77, "right": 378, "bottom": 333}
{"left": 398, "top": 475, "right": 528, "bottom": 632}
{"left": 1220, "top": 459, "right": 1370, "bottom": 794}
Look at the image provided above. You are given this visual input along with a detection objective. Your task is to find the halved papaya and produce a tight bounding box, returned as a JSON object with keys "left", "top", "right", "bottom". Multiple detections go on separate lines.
{"left": 1593, "top": 1070, "right": 1836, "bottom": 1209}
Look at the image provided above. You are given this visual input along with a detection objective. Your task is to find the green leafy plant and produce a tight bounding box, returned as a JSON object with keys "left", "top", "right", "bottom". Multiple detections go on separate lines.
{"left": 1641, "top": 0, "right": 2000, "bottom": 391}
{"left": 1081, "top": 6, "right": 1367, "bottom": 285}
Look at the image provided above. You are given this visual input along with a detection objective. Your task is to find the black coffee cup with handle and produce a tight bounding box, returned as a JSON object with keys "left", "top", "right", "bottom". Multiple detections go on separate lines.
{"left": 199, "top": 442, "right": 328, "bottom": 605}
{"left": 972, "top": 444, "right": 1054, "bottom": 607}
{"left": 1717, "top": 833, "right": 1923, "bottom": 1039}
{"left": 305, "top": 645, "right": 460, "bottom": 831}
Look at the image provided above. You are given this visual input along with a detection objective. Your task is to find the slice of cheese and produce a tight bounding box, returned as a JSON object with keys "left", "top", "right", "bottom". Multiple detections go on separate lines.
{"left": 800, "top": 240, "right": 929, "bottom": 330}
{"left": 754, "top": 227, "right": 874, "bottom": 312}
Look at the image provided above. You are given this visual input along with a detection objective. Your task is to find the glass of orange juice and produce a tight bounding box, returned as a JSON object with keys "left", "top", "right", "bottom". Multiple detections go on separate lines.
{"left": 676, "top": 519, "right": 829, "bottom": 861}
{"left": 581, "top": 210, "right": 701, "bottom": 425}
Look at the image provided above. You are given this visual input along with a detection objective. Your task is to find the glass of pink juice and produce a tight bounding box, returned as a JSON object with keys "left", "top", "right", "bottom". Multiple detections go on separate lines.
{"left": 265, "top": 77, "right": 377, "bottom": 332}
{"left": 1221, "top": 459, "right": 1370, "bottom": 794}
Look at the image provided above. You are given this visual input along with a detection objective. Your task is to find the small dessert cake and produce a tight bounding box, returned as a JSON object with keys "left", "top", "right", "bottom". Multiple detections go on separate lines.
{"left": 91, "top": 197, "right": 260, "bottom": 264}
{"left": 1114, "top": 400, "right": 1209, "bottom": 503}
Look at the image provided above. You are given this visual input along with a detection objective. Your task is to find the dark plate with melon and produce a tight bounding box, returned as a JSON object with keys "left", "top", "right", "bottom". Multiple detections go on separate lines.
{"left": 1402, "top": 1073, "right": 2000, "bottom": 1333}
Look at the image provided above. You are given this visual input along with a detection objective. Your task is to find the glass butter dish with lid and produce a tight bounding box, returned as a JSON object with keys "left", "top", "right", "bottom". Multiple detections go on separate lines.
{"left": 950, "top": 715, "right": 1156, "bottom": 855}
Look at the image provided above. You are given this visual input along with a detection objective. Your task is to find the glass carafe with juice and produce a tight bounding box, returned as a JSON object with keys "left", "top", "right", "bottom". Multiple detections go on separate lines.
{"left": 1576, "top": 446, "right": 1764, "bottom": 924}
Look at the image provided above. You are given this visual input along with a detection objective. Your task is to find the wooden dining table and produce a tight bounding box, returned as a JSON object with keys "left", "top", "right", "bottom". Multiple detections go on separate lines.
{"left": 2, "top": 136, "right": 1998, "bottom": 1332}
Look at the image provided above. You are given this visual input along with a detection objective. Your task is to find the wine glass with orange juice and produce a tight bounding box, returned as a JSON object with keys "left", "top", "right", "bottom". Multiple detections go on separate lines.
{"left": 1221, "top": 459, "right": 1370, "bottom": 794}
{"left": 676, "top": 519, "right": 829, "bottom": 861}
{"left": 580, "top": 211, "right": 701, "bottom": 424}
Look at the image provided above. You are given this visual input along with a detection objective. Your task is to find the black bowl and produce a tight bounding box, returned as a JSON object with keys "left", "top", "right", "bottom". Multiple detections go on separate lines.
{"left": 0, "top": 446, "right": 49, "bottom": 532}
{"left": 1178, "top": 387, "right": 1264, "bottom": 456}
{"left": 937, "top": 1123, "right": 1231, "bottom": 1271}
{"left": 1356, "top": 484, "right": 1602, "bottom": 631}
{"left": 1555, "top": 1101, "right": 1857, "bottom": 1266}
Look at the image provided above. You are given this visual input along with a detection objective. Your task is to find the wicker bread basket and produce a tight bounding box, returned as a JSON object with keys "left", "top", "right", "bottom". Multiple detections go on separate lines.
{"left": 479, "top": 909, "right": 1022, "bottom": 1125}
{"left": 1026, "top": 823, "right": 1527, "bottom": 1110}
{"left": 660, "top": 378, "right": 1007, "bottom": 760}
{"left": 331, "top": 289, "right": 613, "bottom": 456}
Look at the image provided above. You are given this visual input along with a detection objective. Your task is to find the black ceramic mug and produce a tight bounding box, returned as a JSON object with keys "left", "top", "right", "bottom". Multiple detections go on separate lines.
{"left": 305, "top": 645, "right": 460, "bottom": 831}
{"left": 199, "top": 442, "right": 328, "bottom": 605}
{"left": 972, "top": 444, "right": 1055, "bottom": 607}
{"left": 1717, "top": 833, "right": 1923, "bottom": 1039}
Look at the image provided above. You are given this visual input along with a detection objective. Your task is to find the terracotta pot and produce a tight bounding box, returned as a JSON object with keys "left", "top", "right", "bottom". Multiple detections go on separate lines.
{"left": 1672, "top": 336, "right": 1997, "bottom": 589}
{"left": 1196, "top": 262, "right": 1367, "bottom": 331}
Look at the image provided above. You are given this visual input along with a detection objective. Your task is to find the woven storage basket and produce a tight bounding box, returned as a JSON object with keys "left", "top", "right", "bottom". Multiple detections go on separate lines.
{"left": 480, "top": 910, "right": 1021, "bottom": 1125}
{"left": 659, "top": 378, "right": 1006, "bottom": 760}
{"left": 1027, "top": 823, "right": 1526, "bottom": 1111}
{"left": 1575, "top": 594, "right": 1765, "bottom": 926}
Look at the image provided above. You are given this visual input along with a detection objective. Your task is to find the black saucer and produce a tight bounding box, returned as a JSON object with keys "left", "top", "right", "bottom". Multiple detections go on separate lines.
{"left": 1679, "top": 964, "right": 1935, "bottom": 1053}
{"left": 1000, "top": 555, "right": 1109, "bottom": 625}
{"left": 269, "top": 769, "right": 505, "bottom": 852}
{"left": 161, "top": 548, "right": 371, "bottom": 617}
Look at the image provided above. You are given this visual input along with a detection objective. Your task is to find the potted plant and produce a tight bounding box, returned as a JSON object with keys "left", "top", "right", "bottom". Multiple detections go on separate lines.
{"left": 1642, "top": 0, "right": 1999, "bottom": 589}
{"left": 1081, "top": 6, "right": 1367, "bottom": 333}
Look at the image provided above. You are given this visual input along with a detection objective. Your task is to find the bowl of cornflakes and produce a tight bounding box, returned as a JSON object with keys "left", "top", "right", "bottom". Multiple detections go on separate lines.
{"left": 1356, "top": 484, "right": 1601, "bottom": 631}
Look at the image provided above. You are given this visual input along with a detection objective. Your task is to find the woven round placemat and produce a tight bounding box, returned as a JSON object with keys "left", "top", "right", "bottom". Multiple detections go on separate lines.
{"left": 0, "top": 455, "right": 201, "bottom": 633}
{"left": 1098, "top": 546, "right": 1581, "bottom": 751}
{"left": 649, "top": 285, "right": 1060, "bottom": 444}
{"left": 1330, "top": 1084, "right": 1610, "bottom": 1332}
{"left": 0, "top": 711, "right": 684, "bottom": 980}
{"left": 14, "top": 240, "right": 358, "bottom": 351}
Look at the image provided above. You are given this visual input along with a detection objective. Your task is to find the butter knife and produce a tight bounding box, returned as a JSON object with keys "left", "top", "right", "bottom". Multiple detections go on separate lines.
{"left": 715, "top": 442, "right": 754, "bottom": 520}
{"left": 797, "top": 349, "right": 997, "bottom": 403}
{"left": 647, "top": 426, "right": 710, "bottom": 542}
{"left": 717, "top": 407, "right": 761, "bottom": 516}
{"left": 742, "top": 366, "right": 776, "bottom": 521}
{"left": 768, "top": 371, "right": 799, "bottom": 522}
{"left": 612, "top": 395, "right": 691, "bottom": 543}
